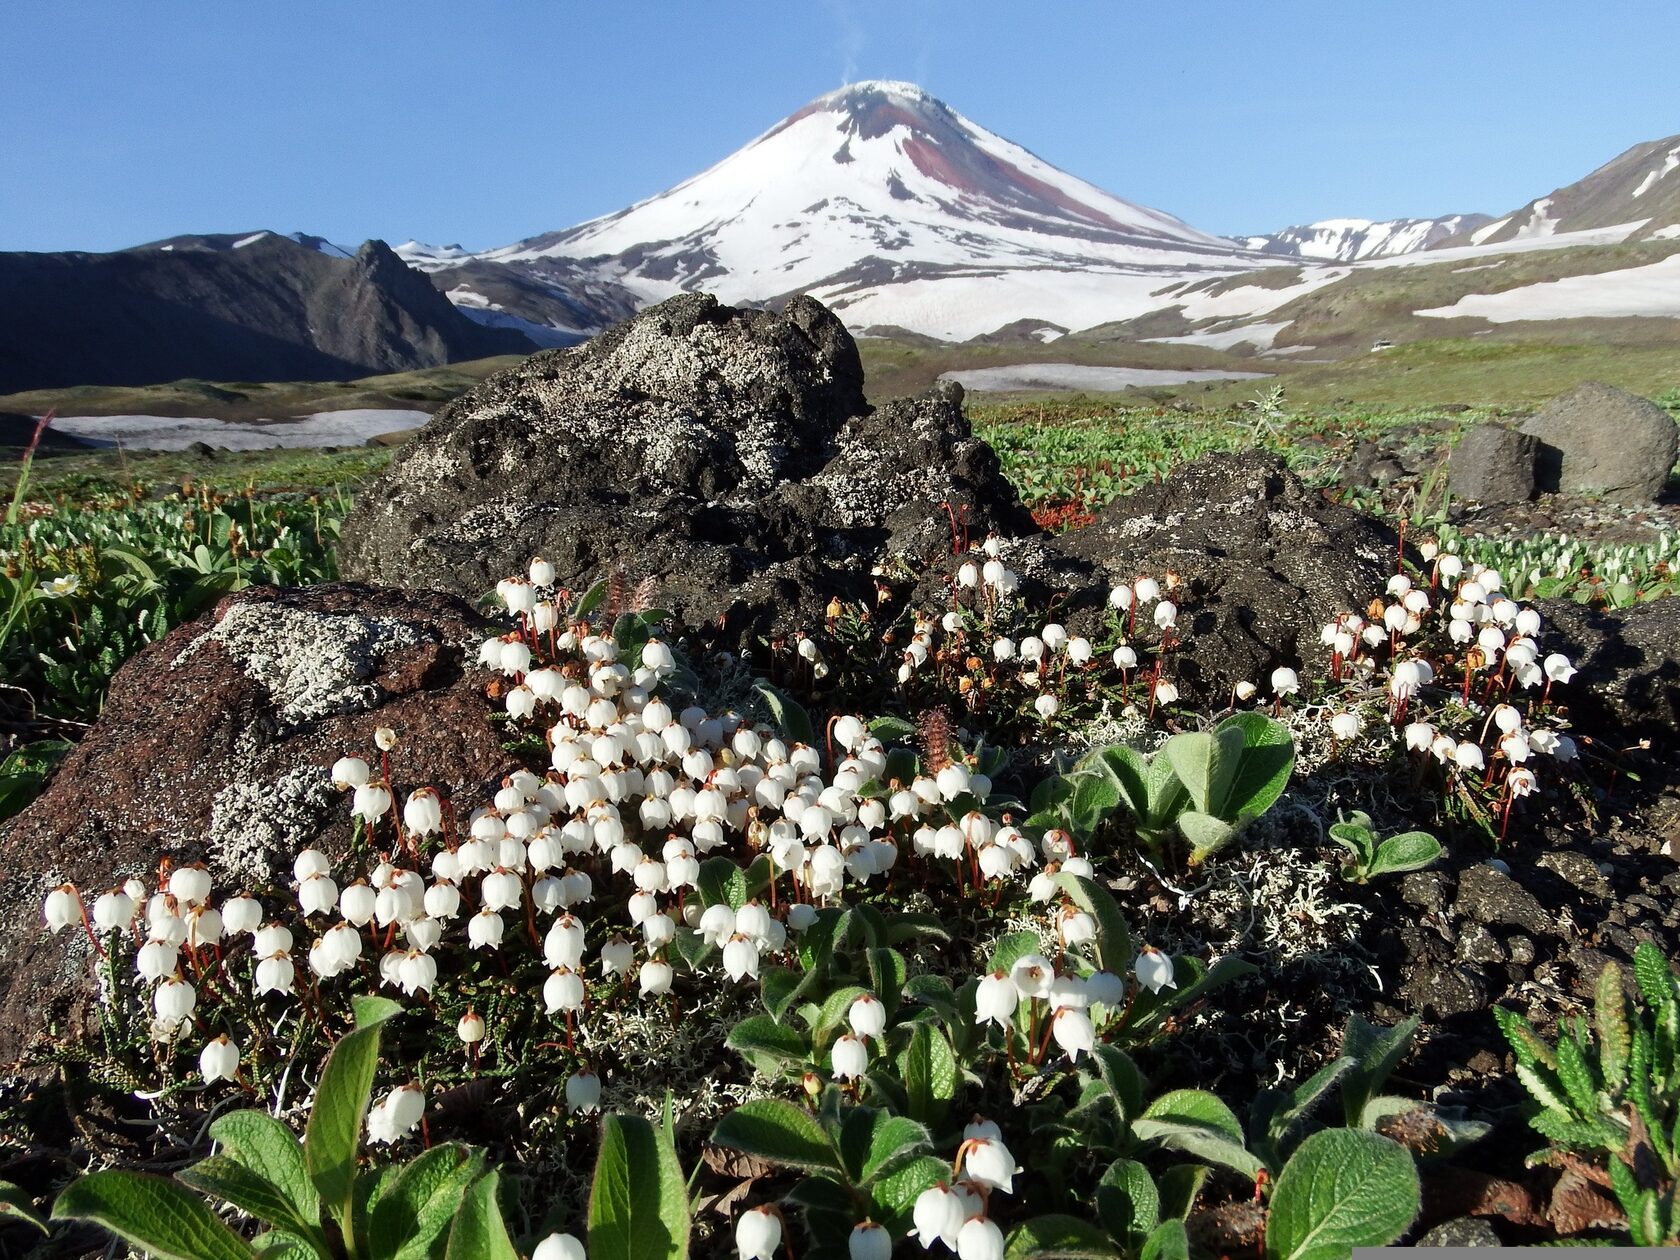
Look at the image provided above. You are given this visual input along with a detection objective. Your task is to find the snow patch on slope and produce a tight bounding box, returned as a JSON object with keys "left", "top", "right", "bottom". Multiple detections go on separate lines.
{"left": 1416, "top": 252, "right": 1680, "bottom": 322}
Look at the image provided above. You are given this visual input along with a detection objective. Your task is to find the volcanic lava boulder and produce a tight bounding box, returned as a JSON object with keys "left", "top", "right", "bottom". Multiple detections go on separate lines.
{"left": 339, "top": 293, "right": 1034, "bottom": 639}
{"left": 1520, "top": 382, "right": 1679, "bottom": 504}
{"left": 1033, "top": 452, "right": 1398, "bottom": 703}
{"left": 1449, "top": 423, "right": 1537, "bottom": 504}
{"left": 1536, "top": 595, "right": 1680, "bottom": 740}
{"left": 0, "top": 583, "right": 509, "bottom": 1066}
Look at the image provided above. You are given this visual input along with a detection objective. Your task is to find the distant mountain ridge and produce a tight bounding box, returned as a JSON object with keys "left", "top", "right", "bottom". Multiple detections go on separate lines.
{"left": 1229, "top": 214, "right": 1493, "bottom": 262}
{"left": 0, "top": 233, "right": 534, "bottom": 394}
{"left": 1442, "top": 132, "right": 1680, "bottom": 247}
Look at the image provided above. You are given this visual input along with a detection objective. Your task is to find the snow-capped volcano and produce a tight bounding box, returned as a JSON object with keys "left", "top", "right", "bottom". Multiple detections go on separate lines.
{"left": 418, "top": 81, "right": 1272, "bottom": 341}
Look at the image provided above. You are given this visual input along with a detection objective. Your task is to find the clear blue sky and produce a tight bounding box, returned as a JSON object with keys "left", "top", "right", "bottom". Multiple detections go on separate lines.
{"left": 3, "top": 0, "right": 1676, "bottom": 253}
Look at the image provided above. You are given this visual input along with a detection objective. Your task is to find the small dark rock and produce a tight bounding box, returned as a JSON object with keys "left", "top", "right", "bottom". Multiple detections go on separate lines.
{"left": 1456, "top": 922, "right": 1507, "bottom": 965}
{"left": 1454, "top": 864, "right": 1552, "bottom": 935}
{"left": 1448, "top": 424, "right": 1536, "bottom": 504}
{"left": 1417, "top": 1217, "right": 1501, "bottom": 1246}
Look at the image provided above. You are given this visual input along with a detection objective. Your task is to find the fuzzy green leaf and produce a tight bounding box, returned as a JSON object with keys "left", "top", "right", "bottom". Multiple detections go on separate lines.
{"left": 898, "top": 1022, "right": 959, "bottom": 1126}
{"left": 988, "top": 930, "right": 1047, "bottom": 975}
{"left": 303, "top": 996, "right": 401, "bottom": 1235}
{"left": 862, "top": 1115, "right": 933, "bottom": 1182}
{"left": 0, "top": 1179, "right": 45, "bottom": 1235}
{"left": 1366, "top": 833, "right": 1443, "bottom": 879}
{"left": 1265, "top": 1130, "right": 1420, "bottom": 1260}
{"left": 586, "top": 1113, "right": 690, "bottom": 1260}
{"left": 711, "top": 1099, "right": 843, "bottom": 1175}
{"left": 444, "top": 1171, "right": 518, "bottom": 1260}
{"left": 1157, "top": 1165, "right": 1207, "bottom": 1221}
{"left": 1133, "top": 1090, "right": 1263, "bottom": 1178}
{"left": 1219, "top": 711, "right": 1296, "bottom": 819}
{"left": 1089, "top": 1044, "right": 1147, "bottom": 1124}
{"left": 728, "top": 1015, "right": 813, "bottom": 1069}
{"left": 1595, "top": 961, "right": 1632, "bottom": 1095}
{"left": 1055, "top": 871, "right": 1132, "bottom": 972}
{"left": 204, "top": 1111, "right": 320, "bottom": 1240}
{"left": 1140, "top": 1220, "right": 1190, "bottom": 1260}
{"left": 177, "top": 1157, "right": 326, "bottom": 1255}
{"left": 52, "top": 1170, "right": 256, "bottom": 1260}
{"left": 372, "top": 1143, "right": 486, "bottom": 1260}
{"left": 752, "top": 680, "right": 817, "bottom": 748}
{"left": 1096, "top": 1158, "right": 1158, "bottom": 1253}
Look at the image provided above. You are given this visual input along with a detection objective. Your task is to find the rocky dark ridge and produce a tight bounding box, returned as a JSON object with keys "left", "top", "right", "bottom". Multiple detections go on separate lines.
{"left": 0, "top": 234, "right": 534, "bottom": 394}
{"left": 340, "top": 292, "right": 1038, "bottom": 639}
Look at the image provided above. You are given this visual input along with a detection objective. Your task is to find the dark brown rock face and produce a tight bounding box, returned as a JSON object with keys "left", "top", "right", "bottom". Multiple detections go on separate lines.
{"left": 1026, "top": 452, "right": 1400, "bottom": 704}
{"left": 1538, "top": 596, "right": 1680, "bottom": 739}
{"left": 338, "top": 292, "right": 1035, "bottom": 640}
{"left": 0, "top": 583, "right": 510, "bottom": 1065}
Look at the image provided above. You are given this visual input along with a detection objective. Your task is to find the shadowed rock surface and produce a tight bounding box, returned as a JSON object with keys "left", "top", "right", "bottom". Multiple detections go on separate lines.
{"left": 1000, "top": 452, "right": 1401, "bottom": 704}
{"left": 339, "top": 292, "right": 1036, "bottom": 639}
{"left": 1449, "top": 424, "right": 1537, "bottom": 504}
{"left": 1538, "top": 596, "right": 1680, "bottom": 739}
{"left": 1520, "top": 382, "right": 1679, "bottom": 505}
{"left": 0, "top": 584, "right": 508, "bottom": 1066}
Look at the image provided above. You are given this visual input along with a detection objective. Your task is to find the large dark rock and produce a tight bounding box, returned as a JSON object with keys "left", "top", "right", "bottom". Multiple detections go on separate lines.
{"left": 1026, "top": 452, "right": 1399, "bottom": 703}
{"left": 339, "top": 293, "right": 1034, "bottom": 639}
{"left": 1538, "top": 596, "right": 1680, "bottom": 739}
{"left": 1448, "top": 424, "right": 1536, "bottom": 504}
{"left": 0, "top": 583, "right": 510, "bottom": 1066}
{"left": 1519, "top": 382, "right": 1678, "bottom": 504}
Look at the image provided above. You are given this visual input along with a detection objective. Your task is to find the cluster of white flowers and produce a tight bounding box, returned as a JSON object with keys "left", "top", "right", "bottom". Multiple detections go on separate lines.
{"left": 46, "top": 558, "right": 1182, "bottom": 1167}
{"left": 892, "top": 538, "right": 1186, "bottom": 719}
{"left": 1312, "top": 548, "right": 1581, "bottom": 821}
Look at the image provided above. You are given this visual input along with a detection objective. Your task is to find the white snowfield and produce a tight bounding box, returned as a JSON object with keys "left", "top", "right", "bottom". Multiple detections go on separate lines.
{"left": 1416, "top": 252, "right": 1680, "bottom": 323}
{"left": 939, "top": 363, "right": 1269, "bottom": 392}
{"left": 49, "top": 410, "right": 428, "bottom": 451}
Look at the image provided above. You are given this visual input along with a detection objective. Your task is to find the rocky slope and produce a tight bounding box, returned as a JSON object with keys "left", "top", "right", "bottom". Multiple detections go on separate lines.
{"left": 0, "top": 233, "right": 535, "bottom": 393}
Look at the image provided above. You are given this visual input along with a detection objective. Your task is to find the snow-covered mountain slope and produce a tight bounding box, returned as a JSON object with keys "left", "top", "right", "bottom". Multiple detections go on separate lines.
{"left": 1230, "top": 214, "right": 1492, "bottom": 261}
{"left": 421, "top": 81, "right": 1277, "bottom": 341}
{"left": 1444, "top": 133, "right": 1680, "bottom": 248}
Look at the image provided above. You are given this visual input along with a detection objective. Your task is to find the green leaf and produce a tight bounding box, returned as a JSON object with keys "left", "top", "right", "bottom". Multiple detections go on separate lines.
{"left": 1089, "top": 1044, "right": 1147, "bottom": 1124}
{"left": 696, "top": 857, "right": 748, "bottom": 911}
{"left": 1096, "top": 1159, "right": 1158, "bottom": 1253}
{"left": 711, "top": 1099, "right": 843, "bottom": 1175}
{"left": 1596, "top": 961, "right": 1631, "bottom": 1093}
{"left": 1140, "top": 1220, "right": 1190, "bottom": 1260}
{"left": 444, "top": 1171, "right": 518, "bottom": 1260}
{"left": 1162, "top": 725, "right": 1244, "bottom": 816}
{"left": 1219, "top": 711, "right": 1296, "bottom": 819}
{"left": 251, "top": 1231, "right": 320, "bottom": 1260}
{"left": 1634, "top": 942, "right": 1677, "bottom": 1011}
{"left": 1133, "top": 1090, "right": 1263, "bottom": 1178}
{"left": 989, "top": 930, "right": 1046, "bottom": 975}
{"left": 862, "top": 1115, "right": 933, "bottom": 1183}
{"left": 898, "top": 1022, "right": 959, "bottom": 1126}
{"left": 1093, "top": 745, "right": 1151, "bottom": 820}
{"left": 52, "top": 1170, "right": 256, "bottom": 1260}
{"left": 206, "top": 1111, "right": 320, "bottom": 1239}
{"left": 869, "top": 715, "right": 917, "bottom": 744}
{"left": 1004, "top": 1214, "right": 1122, "bottom": 1259}
{"left": 1055, "top": 872, "right": 1132, "bottom": 972}
{"left": 727, "top": 1016, "right": 813, "bottom": 1068}
{"left": 0, "top": 1179, "right": 46, "bottom": 1234}
{"left": 1555, "top": 1032, "right": 1599, "bottom": 1116}
{"left": 1365, "top": 833, "right": 1443, "bottom": 879}
{"left": 1157, "top": 1165, "right": 1207, "bottom": 1221}
{"left": 869, "top": 1156, "right": 949, "bottom": 1229}
{"left": 372, "top": 1143, "right": 486, "bottom": 1260}
{"left": 304, "top": 996, "right": 402, "bottom": 1234}
{"left": 868, "top": 947, "right": 909, "bottom": 1020}
{"left": 1265, "top": 1130, "right": 1420, "bottom": 1260}
{"left": 1340, "top": 1016, "right": 1418, "bottom": 1126}
{"left": 177, "top": 1157, "right": 326, "bottom": 1254}
{"left": 753, "top": 680, "right": 817, "bottom": 748}
{"left": 1267, "top": 1056, "right": 1357, "bottom": 1158}
{"left": 1175, "top": 810, "right": 1236, "bottom": 863}
{"left": 586, "top": 1113, "right": 691, "bottom": 1260}
{"left": 570, "top": 578, "right": 609, "bottom": 620}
